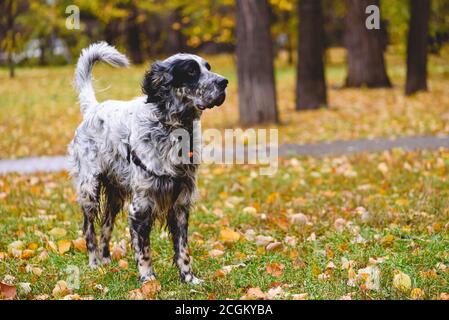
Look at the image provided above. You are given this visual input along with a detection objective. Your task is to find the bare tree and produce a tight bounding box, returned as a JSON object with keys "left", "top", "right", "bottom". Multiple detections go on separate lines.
{"left": 406, "top": 0, "right": 431, "bottom": 95}
{"left": 296, "top": 0, "right": 327, "bottom": 110}
{"left": 236, "top": 0, "right": 278, "bottom": 125}
{"left": 345, "top": 0, "right": 391, "bottom": 87}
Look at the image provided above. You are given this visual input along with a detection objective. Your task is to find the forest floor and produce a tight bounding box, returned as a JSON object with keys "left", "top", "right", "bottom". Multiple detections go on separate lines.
{"left": 1, "top": 47, "right": 449, "bottom": 300}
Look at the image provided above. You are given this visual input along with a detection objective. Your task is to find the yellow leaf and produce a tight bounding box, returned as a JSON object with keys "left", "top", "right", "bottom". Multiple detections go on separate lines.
{"left": 393, "top": 271, "right": 412, "bottom": 292}
{"left": 410, "top": 288, "right": 424, "bottom": 300}
{"left": 49, "top": 227, "right": 67, "bottom": 238}
{"left": 57, "top": 240, "right": 72, "bottom": 255}
{"left": 46, "top": 240, "right": 58, "bottom": 253}
{"left": 219, "top": 228, "right": 240, "bottom": 243}
{"left": 21, "top": 249, "right": 35, "bottom": 260}
{"left": 52, "top": 280, "right": 71, "bottom": 297}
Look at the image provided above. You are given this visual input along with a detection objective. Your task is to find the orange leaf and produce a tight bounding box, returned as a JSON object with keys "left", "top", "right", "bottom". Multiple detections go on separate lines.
{"left": 266, "top": 263, "right": 285, "bottom": 277}
{"left": 0, "top": 282, "right": 16, "bottom": 300}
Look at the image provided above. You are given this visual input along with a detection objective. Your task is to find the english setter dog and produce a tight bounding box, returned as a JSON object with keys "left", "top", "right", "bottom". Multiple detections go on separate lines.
{"left": 68, "top": 42, "right": 227, "bottom": 284}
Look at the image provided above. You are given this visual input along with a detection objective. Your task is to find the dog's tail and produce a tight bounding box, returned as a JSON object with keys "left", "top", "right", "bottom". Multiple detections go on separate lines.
{"left": 74, "top": 42, "right": 129, "bottom": 114}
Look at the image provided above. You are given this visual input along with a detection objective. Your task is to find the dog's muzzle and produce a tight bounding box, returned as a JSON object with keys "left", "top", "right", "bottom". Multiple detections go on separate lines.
{"left": 198, "top": 78, "right": 228, "bottom": 110}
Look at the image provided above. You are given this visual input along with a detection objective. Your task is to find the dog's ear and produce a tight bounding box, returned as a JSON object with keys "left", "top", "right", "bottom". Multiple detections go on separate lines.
{"left": 142, "top": 61, "right": 173, "bottom": 103}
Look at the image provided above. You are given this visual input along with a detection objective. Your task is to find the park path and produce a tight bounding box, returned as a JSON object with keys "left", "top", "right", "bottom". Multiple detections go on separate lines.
{"left": 1, "top": 135, "right": 449, "bottom": 175}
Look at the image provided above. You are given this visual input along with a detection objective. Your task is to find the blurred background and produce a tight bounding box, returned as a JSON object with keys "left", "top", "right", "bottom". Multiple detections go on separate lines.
{"left": 0, "top": 0, "right": 449, "bottom": 158}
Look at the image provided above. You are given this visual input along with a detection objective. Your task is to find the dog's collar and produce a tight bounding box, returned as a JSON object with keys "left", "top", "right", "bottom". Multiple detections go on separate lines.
{"left": 126, "top": 145, "right": 193, "bottom": 178}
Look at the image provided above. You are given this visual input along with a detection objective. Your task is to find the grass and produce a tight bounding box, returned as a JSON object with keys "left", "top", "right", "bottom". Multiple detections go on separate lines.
{"left": 1, "top": 47, "right": 449, "bottom": 159}
{"left": 1, "top": 149, "right": 448, "bottom": 300}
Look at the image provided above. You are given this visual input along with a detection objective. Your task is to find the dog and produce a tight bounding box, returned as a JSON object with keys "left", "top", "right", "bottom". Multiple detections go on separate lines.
{"left": 68, "top": 42, "right": 228, "bottom": 284}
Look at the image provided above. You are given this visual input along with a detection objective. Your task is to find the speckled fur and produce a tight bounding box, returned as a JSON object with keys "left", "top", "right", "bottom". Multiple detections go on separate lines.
{"left": 68, "top": 42, "right": 227, "bottom": 284}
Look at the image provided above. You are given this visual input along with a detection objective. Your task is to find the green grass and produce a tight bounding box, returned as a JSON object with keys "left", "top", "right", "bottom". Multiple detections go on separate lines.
{"left": 1, "top": 150, "right": 448, "bottom": 300}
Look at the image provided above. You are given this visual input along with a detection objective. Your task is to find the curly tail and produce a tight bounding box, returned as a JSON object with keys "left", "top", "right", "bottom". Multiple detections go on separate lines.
{"left": 74, "top": 42, "right": 129, "bottom": 114}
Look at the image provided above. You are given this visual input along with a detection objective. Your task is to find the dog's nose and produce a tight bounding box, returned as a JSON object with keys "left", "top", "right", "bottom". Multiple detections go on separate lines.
{"left": 216, "top": 78, "right": 228, "bottom": 89}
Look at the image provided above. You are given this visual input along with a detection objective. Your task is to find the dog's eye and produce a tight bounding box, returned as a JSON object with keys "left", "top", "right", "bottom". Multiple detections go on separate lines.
{"left": 187, "top": 67, "right": 197, "bottom": 76}
{"left": 205, "top": 62, "right": 211, "bottom": 71}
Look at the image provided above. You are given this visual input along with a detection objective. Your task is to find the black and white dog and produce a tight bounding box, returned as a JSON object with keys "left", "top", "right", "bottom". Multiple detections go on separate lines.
{"left": 68, "top": 42, "right": 227, "bottom": 284}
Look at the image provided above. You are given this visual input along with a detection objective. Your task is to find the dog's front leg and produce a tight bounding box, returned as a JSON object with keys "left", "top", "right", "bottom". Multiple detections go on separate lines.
{"left": 168, "top": 205, "right": 203, "bottom": 285}
{"left": 128, "top": 195, "right": 156, "bottom": 283}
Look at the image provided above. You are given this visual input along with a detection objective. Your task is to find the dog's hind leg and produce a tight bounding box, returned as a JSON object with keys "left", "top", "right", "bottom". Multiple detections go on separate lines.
{"left": 79, "top": 178, "right": 101, "bottom": 268}
{"left": 128, "top": 193, "right": 156, "bottom": 282}
{"left": 168, "top": 205, "right": 203, "bottom": 285}
{"left": 99, "top": 183, "right": 124, "bottom": 264}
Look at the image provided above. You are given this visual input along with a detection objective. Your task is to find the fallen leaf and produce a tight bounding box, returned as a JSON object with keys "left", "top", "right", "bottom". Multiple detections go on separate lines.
{"left": 38, "top": 250, "right": 49, "bottom": 262}
{"left": 255, "top": 235, "right": 274, "bottom": 246}
{"left": 128, "top": 289, "right": 145, "bottom": 300}
{"left": 57, "top": 239, "right": 72, "bottom": 255}
{"left": 381, "top": 234, "right": 395, "bottom": 247}
{"left": 266, "top": 242, "right": 283, "bottom": 252}
{"left": 34, "top": 294, "right": 49, "bottom": 300}
{"left": 63, "top": 294, "right": 81, "bottom": 300}
{"left": 440, "top": 293, "right": 449, "bottom": 300}
{"left": 208, "top": 249, "right": 224, "bottom": 258}
{"left": 291, "top": 293, "right": 308, "bottom": 300}
{"left": 266, "top": 263, "right": 285, "bottom": 278}
{"left": 72, "top": 238, "right": 87, "bottom": 252}
{"left": 266, "top": 286, "right": 284, "bottom": 299}
{"left": 242, "top": 287, "right": 266, "bottom": 300}
{"left": 21, "top": 249, "right": 35, "bottom": 259}
{"left": 357, "top": 266, "right": 381, "bottom": 291}
{"left": 18, "top": 282, "right": 32, "bottom": 295}
{"left": 393, "top": 271, "right": 412, "bottom": 292}
{"left": 52, "top": 280, "right": 71, "bottom": 297}
{"left": 243, "top": 206, "right": 257, "bottom": 215}
{"left": 111, "top": 240, "right": 127, "bottom": 261}
{"left": 378, "top": 162, "right": 388, "bottom": 174}
{"left": 410, "top": 288, "right": 425, "bottom": 300}
{"left": 219, "top": 228, "right": 240, "bottom": 243}
{"left": 334, "top": 218, "right": 347, "bottom": 232}
{"left": 141, "top": 280, "right": 161, "bottom": 300}
{"left": 49, "top": 227, "right": 67, "bottom": 238}
{"left": 290, "top": 213, "right": 309, "bottom": 226}
{"left": 0, "top": 282, "right": 17, "bottom": 300}
{"left": 118, "top": 259, "right": 128, "bottom": 270}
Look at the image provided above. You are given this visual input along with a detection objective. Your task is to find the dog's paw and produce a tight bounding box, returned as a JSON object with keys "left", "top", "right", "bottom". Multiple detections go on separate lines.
{"left": 139, "top": 274, "right": 157, "bottom": 283}
{"left": 101, "top": 256, "right": 112, "bottom": 265}
{"left": 190, "top": 276, "right": 204, "bottom": 285}
{"left": 183, "top": 273, "right": 204, "bottom": 285}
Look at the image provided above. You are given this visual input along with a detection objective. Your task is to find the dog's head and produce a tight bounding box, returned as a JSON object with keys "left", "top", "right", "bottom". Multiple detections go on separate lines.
{"left": 142, "top": 54, "right": 228, "bottom": 111}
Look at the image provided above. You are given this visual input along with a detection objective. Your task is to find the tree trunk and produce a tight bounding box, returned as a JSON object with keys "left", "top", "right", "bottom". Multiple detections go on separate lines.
{"left": 405, "top": 0, "right": 430, "bottom": 95}
{"left": 6, "top": 0, "right": 15, "bottom": 78}
{"left": 236, "top": 0, "right": 278, "bottom": 125}
{"left": 126, "top": 5, "right": 143, "bottom": 64}
{"left": 164, "top": 9, "right": 186, "bottom": 55}
{"left": 345, "top": 0, "right": 391, "bottom": 87}
{"left": 296, "top": 0, "right": 327, "bottom": 110}
{"left": 8, "top": 52, "right": 15, "bottom": 78}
